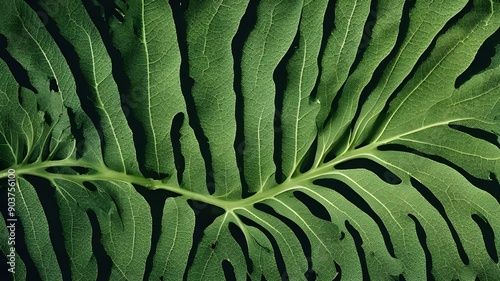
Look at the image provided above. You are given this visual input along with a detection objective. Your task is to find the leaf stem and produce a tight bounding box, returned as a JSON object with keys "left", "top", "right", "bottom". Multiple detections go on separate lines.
{"left": 0, "top": 142, "right": 378, "bottom": 211}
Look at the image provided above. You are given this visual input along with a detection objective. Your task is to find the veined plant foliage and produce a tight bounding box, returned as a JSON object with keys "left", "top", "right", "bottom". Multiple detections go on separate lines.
{"left": 0, "top": 0, "right": 499, "bottom": 280}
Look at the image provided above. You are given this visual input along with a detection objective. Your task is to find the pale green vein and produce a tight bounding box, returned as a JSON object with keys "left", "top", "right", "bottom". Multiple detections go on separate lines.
{"left": 351, "top": 21, "right": 424, "bottom": 145}
{"left": 335, "top": 0, "right": 358, "bottom": 82}
{"left": 331, "top": 171, "right": 402, "bottom": 230}
{"left": 272, "top": 197, "right": 333, "bottom": 258}
{"left": 164, "top": 199, "right": 179, "bottom": 269}
{"left": 141, "top": 0, "right": 160, "bottom": 173}
{"left": 198, "top": 213, "right": 229, "bottom": 280}
{"left": 236, "top": 208, "right": 302, "bottom": 265}
{"left": 69, "top": 17, "right": 127, "bottom": 172}
{"left": 18, "top": 15, "right": 61, "bottom": 95}
{"left": 17, "top": 180, "right": 47, "bottom": 279}
{"left": 257, "top": 108, "right": 265, "bottom": 191}
{"left": 0, "top": 126, "right": 17, "bottom": 161}
{"left": 292, "top": 43, "right": 307, "bottom": 176}
{"left": 369, "top": 152, "right": 498, "bottom": 231}
{"left": 92, "top": 82, "right": 127, "bottom": 173}
{"left": 398, "top": 137, "right": 500, "bottom": 160}
{"left": 451, "top": 83, "right": 500, "bottom": 106}
{"left": 373, "top": 20, "right": 484, "bottom": 143}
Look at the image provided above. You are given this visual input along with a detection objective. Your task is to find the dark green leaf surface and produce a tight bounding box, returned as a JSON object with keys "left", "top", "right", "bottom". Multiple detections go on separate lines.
{"left": 1, "top": 0, "right": 499, "bottom": 280}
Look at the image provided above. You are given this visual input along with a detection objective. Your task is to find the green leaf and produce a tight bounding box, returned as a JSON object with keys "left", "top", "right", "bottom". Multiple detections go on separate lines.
{"left": 17, "top": 178, "right": 62, "bottom": 280}
{"left": 241, "top": 0, "right": 302, "bottom": 192}
{"left": 185, "top": 0, "right": 249, "bottom": 199}
{"left": 1, "top": 0, "right": 499, "bottom": 280}
{"left": 150, "top": 197, "right": 195, "bottom": 280}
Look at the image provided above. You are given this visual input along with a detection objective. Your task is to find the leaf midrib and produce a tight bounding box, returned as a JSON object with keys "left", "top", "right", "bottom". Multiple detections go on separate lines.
{"left": 1, "top": 117, "right": 474, "bottom": 211}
